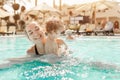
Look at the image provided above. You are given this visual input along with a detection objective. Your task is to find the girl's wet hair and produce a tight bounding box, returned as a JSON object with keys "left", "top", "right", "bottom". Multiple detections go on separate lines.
{"left": 45, "top": 18, "right": 64, "bottom": 33}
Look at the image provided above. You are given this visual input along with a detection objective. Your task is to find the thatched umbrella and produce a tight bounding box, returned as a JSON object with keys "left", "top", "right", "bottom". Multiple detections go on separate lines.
{"left": 26, "top": 3, "right": 60, "bottom": 22}
{"left": 0, "top": 8, "right": 12, "bottom": 18}
{"left": 96, "top": 5, "right": 120, "bottom": 18}
{"left": 75, "top": 0, "right": 119, "bottom": 24}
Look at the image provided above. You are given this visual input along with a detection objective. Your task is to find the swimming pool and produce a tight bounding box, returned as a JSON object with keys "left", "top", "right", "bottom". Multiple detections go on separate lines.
{"left": 0, "top": 36, "right": 120, "bottom": 80}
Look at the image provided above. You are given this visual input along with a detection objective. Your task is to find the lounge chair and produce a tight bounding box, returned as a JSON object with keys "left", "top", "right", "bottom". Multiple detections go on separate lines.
{"left": 85, "top": 24, "right": 95, "bottom": 36}
{"left": 94, "top": 21, "right": 114, "bottom": 36}
{"left": 0, "top": 31, "right": 13, "bottom": 36}
{"left": 78, "top": 24, "right": 87, "bottom": 35}
{"left": 103, "top": 21, "right": 114, "bottom": 36}
{"left": 113, "top": 29, "right": 120, "bottom": 36}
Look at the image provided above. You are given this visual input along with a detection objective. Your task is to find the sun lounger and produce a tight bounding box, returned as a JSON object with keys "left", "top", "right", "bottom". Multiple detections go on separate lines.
{"left": 79, "top": 24, "right": 96, "bottom": 36}
{"left": 78, "top": 24, "right": 87, "bottom": 35}
{"left": 94, "top": 30, "right": 114, "bottom": 36}
{"left": 0, "top": 31, "right": 13, "bottom": 36}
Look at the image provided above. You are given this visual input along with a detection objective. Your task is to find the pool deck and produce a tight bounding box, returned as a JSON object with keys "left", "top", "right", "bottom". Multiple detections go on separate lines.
{"left": 0, "top": 32, "right": 14, "bottom": 36}
{"left": 0, "top": 31, "right": 25, "bottom": 36}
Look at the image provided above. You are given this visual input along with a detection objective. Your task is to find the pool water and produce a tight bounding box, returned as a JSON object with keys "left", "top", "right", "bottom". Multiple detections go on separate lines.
{"left": 0, "top": 36, "right": 120, "bottom": 80}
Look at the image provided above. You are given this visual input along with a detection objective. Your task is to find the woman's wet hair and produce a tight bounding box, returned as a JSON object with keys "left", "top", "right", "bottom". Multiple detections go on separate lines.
{"left": 24, "top": 22, "right": 31, "bottom": 40}
{"left": 24, "top": 29, "right": 30, "bottom": 39}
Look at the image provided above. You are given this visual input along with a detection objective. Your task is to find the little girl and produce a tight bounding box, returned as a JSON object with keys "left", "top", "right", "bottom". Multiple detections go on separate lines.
{"left": 45, "top": 18, "right": 68, "bottom": 56}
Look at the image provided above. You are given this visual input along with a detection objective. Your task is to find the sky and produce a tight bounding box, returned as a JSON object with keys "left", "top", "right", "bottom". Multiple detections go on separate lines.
{"left": 3, "top": 0, "right": 97, "bottom": 13}
{"left": 30, "top": 0, "right": 120, "bottom": 7}
{"left": 33, "top": 0, "right": 96, "bottom": 6}
{"left": 3, "top": 0, "right": 120, "bottom": 13}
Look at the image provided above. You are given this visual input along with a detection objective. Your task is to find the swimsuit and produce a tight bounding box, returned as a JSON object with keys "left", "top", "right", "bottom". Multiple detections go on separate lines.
{"left": 35, "top": 45, "right": 44, "bottom": 56}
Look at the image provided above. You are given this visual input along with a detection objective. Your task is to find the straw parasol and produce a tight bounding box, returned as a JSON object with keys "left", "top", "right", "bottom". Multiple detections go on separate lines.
{"left": 75, "top": 0, "right": 119, "bottom": 24}
{"left": 0, "top": 8, "right": 12, "bottom": 18}
{"left": 26, "top": 3, "right": 60, "bottom": 22}
{"left": 96, "top": 5, "right": 120, "bottom": 18}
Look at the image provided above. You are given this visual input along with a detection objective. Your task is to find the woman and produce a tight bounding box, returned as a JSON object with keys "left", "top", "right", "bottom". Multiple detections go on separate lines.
{"left": 25, "top": 21, "right": 46, "bottom": 56}
{"left": 65, "top": 29, "right": 74, "bottom": 40}
{"left": 6, "top": 22, "right": 45, "bottom": 62}
{"left": 26, "top": 20, "right": 68, "bottom": 56}
{"left": 113, "top": 20, "right": 120, "bottom": 34}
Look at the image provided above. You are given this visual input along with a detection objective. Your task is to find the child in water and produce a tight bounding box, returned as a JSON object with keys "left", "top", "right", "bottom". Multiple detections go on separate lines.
{"left": 45, "top": 18, "right": 68, "bottom": 56}
{"left": 65, "top": 29, "right": 74, "bottom": 40}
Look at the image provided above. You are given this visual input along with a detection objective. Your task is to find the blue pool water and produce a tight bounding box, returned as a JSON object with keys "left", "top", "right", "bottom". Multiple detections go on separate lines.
{"left": 0, "top": 36, "right": 120, "bottom": 80}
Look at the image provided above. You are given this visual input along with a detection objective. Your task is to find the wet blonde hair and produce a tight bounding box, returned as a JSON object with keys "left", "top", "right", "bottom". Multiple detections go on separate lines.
{"left": 45, "top": 18, "right": 64, "bottom": 33}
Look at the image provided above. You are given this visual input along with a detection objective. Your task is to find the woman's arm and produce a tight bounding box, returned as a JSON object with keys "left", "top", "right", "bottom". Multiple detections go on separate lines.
{"left": 26, "top": 46, "right": 35, "bottom": 55}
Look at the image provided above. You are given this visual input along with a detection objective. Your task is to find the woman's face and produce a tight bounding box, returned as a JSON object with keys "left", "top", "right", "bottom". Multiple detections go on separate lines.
{"left": 26, "top": 22, "right": 44, "bottom": 43}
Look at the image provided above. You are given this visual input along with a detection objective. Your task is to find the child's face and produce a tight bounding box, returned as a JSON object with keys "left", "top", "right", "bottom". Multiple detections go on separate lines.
{"left": 48, "top": 31, "right": 59, "bottom": 39}
{"left": 59, "top": 25, "right": 65, "bottom": 32}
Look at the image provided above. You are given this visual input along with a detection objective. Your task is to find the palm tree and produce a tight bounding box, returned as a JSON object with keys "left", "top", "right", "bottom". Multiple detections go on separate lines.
{"left": 0, "top": 0, "right": 4, "bottom": 6}
{"left": 2, "top": 0, "right": 30, "bottom": 31}
{"left": 59, "top": 0, "right": 62, "bottom": 11}
{"left": 35, "top": 0, "right": 37, "bottom": 6}
{"left": 59, "top": 0, "right": 62, "bottom": 19}
{"left": 53, "top": 0, "right": 55, "bottom": 8}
